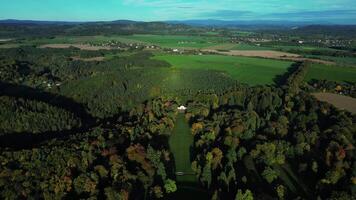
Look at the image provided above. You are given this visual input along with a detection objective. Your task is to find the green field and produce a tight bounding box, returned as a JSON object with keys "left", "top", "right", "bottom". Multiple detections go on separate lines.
{"left": 17, "top": 34, "right": 229, "bottom": 49}
{"left": 155, "top": 54, "right": 293, "bottom": 85}
{"left": 203, "top": 43, "right": 272, "bottom": 51}
{"left": 169, "top": 113, "right": 196, "bottom": 183}
{"left": 120, "top": 34, "right": 229, "bottom": 48}
{"left": 231, "top": 43, "right": 272, "bottom": 50}
{"left": 272, "top": 45, "right": 333, "bottom": 52}
{"left": 305, "top": 63, "right": 356, "bottom": 83}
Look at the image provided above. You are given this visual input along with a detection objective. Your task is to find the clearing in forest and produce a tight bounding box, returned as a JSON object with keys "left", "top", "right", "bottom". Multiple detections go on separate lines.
{"left": 167, "top": 113, "right": 210, "bottom": 200}
{"left": 169, "top": 113, "right": 196, "bottom": 183}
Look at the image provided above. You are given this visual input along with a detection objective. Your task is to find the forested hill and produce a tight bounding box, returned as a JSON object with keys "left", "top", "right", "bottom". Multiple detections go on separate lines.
{"left": 2, "top": 19, "right": 356, "bottom": 38}
{"left": 0, "top": 20, "right": 198, "bottom": 37}
{"left": 291, "top": 25, "right": 356, "bottom": 38}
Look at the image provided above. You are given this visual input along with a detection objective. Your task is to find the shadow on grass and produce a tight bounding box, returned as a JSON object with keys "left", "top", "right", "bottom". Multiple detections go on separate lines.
{"left": 273, "top": 62, "right": 302, "bottom": 86}
{"left": 164, "top": 181, "right": 210, "bottom": 200}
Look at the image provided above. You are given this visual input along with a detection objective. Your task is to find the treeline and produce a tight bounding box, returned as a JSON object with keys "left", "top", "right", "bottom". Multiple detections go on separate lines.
{"left": 0, "top": 98, "right": 180, "bottom": 199}
{"left": 283, "top": 62, "right": 309, "bottom": 94}
{"left": 184, "top": 87, "right": 355, "bottom": 199}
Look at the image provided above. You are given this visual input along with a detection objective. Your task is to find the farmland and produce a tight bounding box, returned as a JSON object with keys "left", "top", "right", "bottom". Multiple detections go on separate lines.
{"left": 304, "top": 63, "right": 356, "bottom": 83}
{"left": 119, "top": 34, "right": 229, "bottom": 48}
{"left": 154, "top": 54, "right": 293, "bottom": 85}
{"left": 313, "top": 92, "right": 356, "bottom": 114}
{"left": 8, "top": 34, "right": 230, "bottom": 49}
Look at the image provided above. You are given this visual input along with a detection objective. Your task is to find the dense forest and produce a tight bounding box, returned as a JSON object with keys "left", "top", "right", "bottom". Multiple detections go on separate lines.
{"left": 1, "top": 53, "right": 355, "bottom": 199}
{"left": 186, "top": 88, "right": 355, "bottom": 199}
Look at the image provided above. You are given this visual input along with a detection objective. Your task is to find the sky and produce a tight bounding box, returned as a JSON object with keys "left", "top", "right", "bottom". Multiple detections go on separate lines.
{"left": 0, "top": 0, "right": 356, "bottom": 23}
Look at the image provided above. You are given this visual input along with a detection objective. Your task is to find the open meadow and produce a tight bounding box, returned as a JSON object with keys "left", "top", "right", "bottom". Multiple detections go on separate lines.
{"left": 305, "top": 63, "right": 356, "bottom": 83}
{"left": 154, "top": 54, "right": 293, "bottom": 85}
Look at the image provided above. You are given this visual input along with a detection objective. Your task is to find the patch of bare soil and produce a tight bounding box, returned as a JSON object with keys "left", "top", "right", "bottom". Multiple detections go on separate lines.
{"left": 40, "top": 44, "right": 112, "bottom": 51}
{"left": 313, "top": 92, "right": 356, "bottom": 114}
{"left": 204, "top": 50, "right": 335, "bottom": 65}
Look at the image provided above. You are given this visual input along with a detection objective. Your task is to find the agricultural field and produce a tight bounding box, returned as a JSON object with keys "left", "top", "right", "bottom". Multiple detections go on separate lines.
{"left": 15, "top": 34, "right": 231, "bottom": 49}
{"left": 118, "top": 34, "right": 229, "bottom": 49}
{"left": 203, "top": 43, "right": 272, "bottom": 51}
{"left": 154, "top": 54, "right": 293, "bottom": 85}
{"left": 271, "top": 45, "right": 333, "bottom": 52}
{"left": 313, "top": 92, "right": 356, "bottom": 114}
{"left": 304, "top": 63, "right": 356, "bottom": 83}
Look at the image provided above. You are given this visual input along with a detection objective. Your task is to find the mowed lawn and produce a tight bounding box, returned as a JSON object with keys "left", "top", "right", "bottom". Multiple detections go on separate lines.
{"left": 169, "top": 113, "right": 196, "bottom": 183}
{"left": 155, "top": 54, "right": 293, "bottom": 85}
{"left": 305, "top": 63, "right": 356, "bottom": 83}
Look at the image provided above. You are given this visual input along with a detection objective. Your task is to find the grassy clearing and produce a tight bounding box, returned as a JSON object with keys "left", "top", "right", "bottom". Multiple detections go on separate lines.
{"left": 305, "top": 63, "right": 356, "bottom": 83}
{"left": 154, "top": 54, "right": 293, "bottom": 85}
{"left": 169, "top": 113, "right": 196, "bottom": 183}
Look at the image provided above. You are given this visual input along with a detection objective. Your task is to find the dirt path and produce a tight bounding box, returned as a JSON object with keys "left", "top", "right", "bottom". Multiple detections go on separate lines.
{"left": 203, "top": 50, "right": 335, "bottom": 65}
{"left": 313, "top": 93, "right": 356, "bottom": 114}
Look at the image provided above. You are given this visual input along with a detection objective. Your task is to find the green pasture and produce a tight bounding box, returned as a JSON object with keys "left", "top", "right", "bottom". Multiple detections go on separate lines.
{"left": 203, "top": 43, "right": 271, "bottom": 51}
{"left": 272, "top": 45, "right": 337, "bottom": 52}
{"left": 231, "top": 43, "right": 272, "bottom": 50}
{"left": 154, "top": 54, "right": 293, "bottom": 85}
{"left": 17, "top": 34, "right": 230, "bottom": 49}
{"left": 119, "top": 34, "right": 229, "bottom": 48}
{"left": 305, "top": 63, "right": 356, "bottom": 83}
{"left": 169, "top": 113, "right": 196, "bottom": 183}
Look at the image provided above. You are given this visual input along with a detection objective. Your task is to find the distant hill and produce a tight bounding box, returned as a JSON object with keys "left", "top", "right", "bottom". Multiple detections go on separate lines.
{"left": 0, "top": 19, "right": 195, "bottom": 38}
{"left": 1, "top": 19, "right": 355, "bottom": 38}
{"left": 166, "top": 19, "right": 331, "bottom": 28}
{"left": 0, "top": 19, "right": 81, "bottom": 25}
{"left": 290, "top": 25, "right": 356, "bottom": 38}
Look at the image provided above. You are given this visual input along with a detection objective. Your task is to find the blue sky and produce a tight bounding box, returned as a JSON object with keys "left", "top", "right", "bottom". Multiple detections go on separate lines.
{"left": 0, "top": 0, "right": 355, "bottom": 23}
